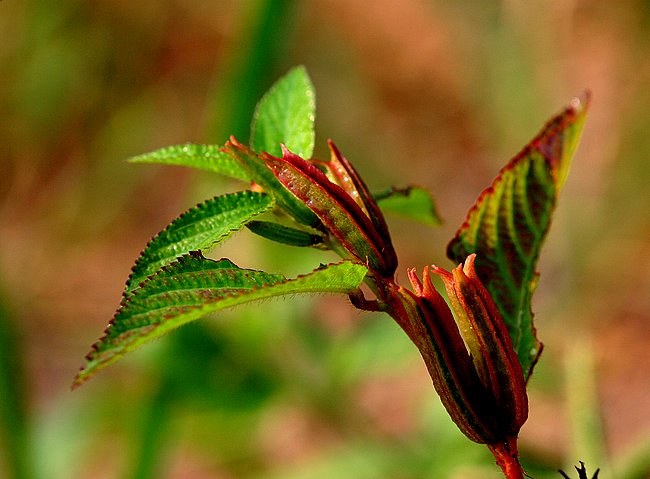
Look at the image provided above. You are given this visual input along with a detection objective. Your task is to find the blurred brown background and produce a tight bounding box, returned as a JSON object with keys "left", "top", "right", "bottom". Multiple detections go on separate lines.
{"left": 1, "top": 1, "right": 649, "bottom": 478}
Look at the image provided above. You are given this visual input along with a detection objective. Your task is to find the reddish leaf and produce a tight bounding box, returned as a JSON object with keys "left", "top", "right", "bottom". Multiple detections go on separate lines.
{"left": 447, "top": 93, "right": 590, "bottom": 380}
{"left": 264, "top": 146, "right": 397, "bottom": 277}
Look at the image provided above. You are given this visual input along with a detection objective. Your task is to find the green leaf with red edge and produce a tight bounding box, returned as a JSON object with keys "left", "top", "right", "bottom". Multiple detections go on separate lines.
{"left": 224, "top": 137, "right": 320, "bottom": 227}
{"left": 73, "top": 253, "right": 368, "bottom": 387}
{"left": 447, "top": 93, "right": 590, "bottom": 380}
{"left": 125, "top": 191, "right": 274, "bottom": 296}
{"left": 264, "top": 146, "right": 398, "bottom": 278}
{"left": 319, "top": 140, "right": 394, "bottom": 243}
{"left": 129, "top": 144, "right": 250, "bottom": 181}
{"left": 315, "top": 143, "right": 441, "bottom": 228}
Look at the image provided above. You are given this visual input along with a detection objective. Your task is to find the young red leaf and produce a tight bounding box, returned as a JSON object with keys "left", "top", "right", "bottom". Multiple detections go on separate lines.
{"left": 264, "top": 146, "right": 398, "bottom": 278}
{"left": 316, "top": 140, "right": 394, "bottom": 242}
{"left": 223, "top": 137, "right": 320, "bottom": 227}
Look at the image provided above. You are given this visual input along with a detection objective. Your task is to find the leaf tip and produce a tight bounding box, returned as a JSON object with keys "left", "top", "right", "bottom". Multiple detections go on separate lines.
{"left": 71, "top": 371, "right": 86, "bottom": 390}
{"left": 569, "top": 90, "right": 592, "bottom": 114}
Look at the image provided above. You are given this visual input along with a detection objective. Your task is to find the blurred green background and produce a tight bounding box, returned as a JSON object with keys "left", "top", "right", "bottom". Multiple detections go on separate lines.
{"left": 1, "top": 1, "right": 649, "bottom": 478}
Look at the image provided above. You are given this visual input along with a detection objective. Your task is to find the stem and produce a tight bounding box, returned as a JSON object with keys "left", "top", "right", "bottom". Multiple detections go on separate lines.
{"left": 488, "top": 437, "right": 525, "bottom": 479}
{"left": 348, "top": 289, "right": 383, "bottom": 312}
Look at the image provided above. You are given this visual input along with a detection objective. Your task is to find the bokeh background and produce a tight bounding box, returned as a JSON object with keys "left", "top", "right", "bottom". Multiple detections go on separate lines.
{"left": 1, "top": 1, "right": 649, "bottom": 478}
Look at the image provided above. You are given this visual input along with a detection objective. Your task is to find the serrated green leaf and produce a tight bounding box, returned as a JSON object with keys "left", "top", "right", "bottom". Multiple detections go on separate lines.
{"left": 126, "top": 191, "right": 274, "bottom": 294}
{"left": 447, "top": 93, "right": 590, "bottom": 380}
{"left": 73, "top": 254, "right": 368, "bottom": 387}
{"left": 375, "top": 186, "right": 442, "bottom": 226}
{"left": 246, "top": 220, "right": 325, "bottom": 247}
{"left": 251, "top": 66, "right": 315, "bottom": 158}
{"left": 129, "top": 143, "right": 250, "bottom": 181}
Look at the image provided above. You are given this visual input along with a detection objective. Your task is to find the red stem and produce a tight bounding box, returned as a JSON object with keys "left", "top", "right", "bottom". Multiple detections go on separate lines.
{"left": 488, "top": 437, "right": 525, "bottom": 479}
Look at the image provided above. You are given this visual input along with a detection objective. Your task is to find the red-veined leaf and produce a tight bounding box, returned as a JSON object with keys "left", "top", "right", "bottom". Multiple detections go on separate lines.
{"left": 447, "top": 92, "right": 590, "bottom": 380}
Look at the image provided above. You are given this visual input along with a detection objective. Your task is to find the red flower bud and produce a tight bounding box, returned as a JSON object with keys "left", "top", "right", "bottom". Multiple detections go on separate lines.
{"left": 403, "top": 254, "right": 528, "bottom": 445}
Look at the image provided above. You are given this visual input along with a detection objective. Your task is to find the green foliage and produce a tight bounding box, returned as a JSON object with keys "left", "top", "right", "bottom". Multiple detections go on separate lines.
{"left": 74, "top": 65, "right": 590, "bottom": 479}
{"left": 447, "top": 93, "right": 590, "bottom": 380}
{"left": 374, "top": 186, "right": 442, "bottom": 226}
{"left": 126, "top": 191, "right": 274, "bottom": 294}
{"left": 76, "top": 65, "right": 587, "bottom": 408}
{"left": 75, "top": 67, "right": 329, "bottom": 387}
{"left": 74, "top": 254, "right": 367, "bottom": 387}
{"left": 246, "top": 220, "right": 325, "bottom": 247}
{"left": 129, "top": 144, "right": 251, "bottom": 181}
{"left": 251, "top": 65, "right": 316, "bottom": 159}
